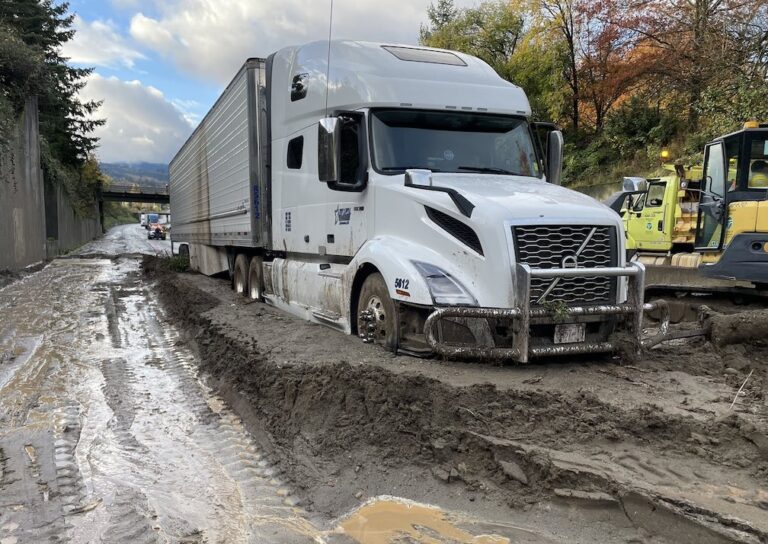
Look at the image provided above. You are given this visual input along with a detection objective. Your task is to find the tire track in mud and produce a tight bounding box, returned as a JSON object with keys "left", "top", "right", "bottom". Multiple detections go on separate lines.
{"left": 1, "top": 256, "right": 320, "bottom": 543}
{"left": 75, "top": 266, "right": 318, "bottom": 543}
{"left": 0, "top": 261, "right": 109, "bottom": 544}
{"left": 153, "top": 319, "right": 314, "bottom": 539}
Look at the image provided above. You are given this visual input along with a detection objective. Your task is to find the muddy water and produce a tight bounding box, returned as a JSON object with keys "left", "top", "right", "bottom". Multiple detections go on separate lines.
{"left": 335, "top": 498, "right": 555, "bottom": 543}
{"left": 0, "top": 256, "right": 318, "bottom": 542}
{"left": 0, "top": 227, "right": 556, "bottom": 544}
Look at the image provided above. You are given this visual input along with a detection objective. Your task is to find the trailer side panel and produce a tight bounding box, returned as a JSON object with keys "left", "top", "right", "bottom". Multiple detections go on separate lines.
{"left": 170, "top": 59, "right": 266, "bottom": 248}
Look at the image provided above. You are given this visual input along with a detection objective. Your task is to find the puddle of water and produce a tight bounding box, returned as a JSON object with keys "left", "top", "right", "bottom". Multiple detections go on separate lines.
{"left": 336, "top": 497, "right": 549, "bottom": 544}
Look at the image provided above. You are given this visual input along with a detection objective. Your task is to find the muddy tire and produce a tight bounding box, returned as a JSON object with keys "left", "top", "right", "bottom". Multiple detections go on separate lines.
{"left": 248, "top": 256, "right": 263, "bottom": 301}
{"left": 356, "top": 272, "right": 397, "bottom": 351}
{"left": 233, "top": 254, "right": 248, "bottom": 297}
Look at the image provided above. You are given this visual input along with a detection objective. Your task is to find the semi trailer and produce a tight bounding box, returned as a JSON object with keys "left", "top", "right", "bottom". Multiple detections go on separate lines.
{"left": 169, "top": 40, "right": 650, "bottom": 362}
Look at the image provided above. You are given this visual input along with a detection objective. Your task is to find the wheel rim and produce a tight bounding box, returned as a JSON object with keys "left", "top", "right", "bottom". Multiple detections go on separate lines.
{"left": 359, "top": 295, "right": 388, "bottom": 343}
{"left": 235, "top": 270, "right": 245, "bottom": 294}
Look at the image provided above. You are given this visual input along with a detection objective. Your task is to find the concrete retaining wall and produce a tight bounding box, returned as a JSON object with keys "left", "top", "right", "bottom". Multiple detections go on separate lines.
{"left": 0, "top": 99, "right": 102, "bottom": 272}
{"left": 45, "top": 183, "right": 101, "bottom": 258}
{"left": 0, "top": 98, "right": 47, "bottom": 271}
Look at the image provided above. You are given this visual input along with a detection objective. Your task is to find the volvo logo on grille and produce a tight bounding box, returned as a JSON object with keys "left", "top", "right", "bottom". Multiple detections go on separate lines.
{"left": 535, "top": 226, "right": 598, "bottom": 304}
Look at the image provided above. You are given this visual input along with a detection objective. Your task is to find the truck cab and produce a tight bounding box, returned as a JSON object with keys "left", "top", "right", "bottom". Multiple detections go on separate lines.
{"left": 263, "top": 42, "right": 642, "bottom": 360}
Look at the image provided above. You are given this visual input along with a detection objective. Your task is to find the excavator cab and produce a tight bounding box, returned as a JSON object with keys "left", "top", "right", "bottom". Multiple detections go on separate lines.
{"left": 696, "top": 122, "right": 768, "bottom": 282}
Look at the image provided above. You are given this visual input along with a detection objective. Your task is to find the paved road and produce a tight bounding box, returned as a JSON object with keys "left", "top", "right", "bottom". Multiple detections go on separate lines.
{"left": 0, "top": 226, "right": 317, "bottom": 543}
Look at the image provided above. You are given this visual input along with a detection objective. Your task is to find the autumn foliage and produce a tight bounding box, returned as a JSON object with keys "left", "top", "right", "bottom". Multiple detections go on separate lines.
{"left": 421, "top": 0, "right": 768, "bottom": 185}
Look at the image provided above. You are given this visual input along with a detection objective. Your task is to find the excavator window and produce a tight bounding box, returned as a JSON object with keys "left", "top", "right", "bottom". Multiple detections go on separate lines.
{"left": 747, "top": 135, "right": 768, "bottom": 188}
{"left": 725, "top": 137, "right": 741, "bottom": 191}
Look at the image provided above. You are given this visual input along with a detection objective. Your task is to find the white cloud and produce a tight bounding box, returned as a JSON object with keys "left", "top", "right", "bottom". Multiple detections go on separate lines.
{"left": 62, "top": 15, "right": 145, "bottom": 69}
{"left": 80, "top": 74, "right": 194, "bottom": 163}
{"left": 129, "top": 0, "right": 477, "bottom": 84}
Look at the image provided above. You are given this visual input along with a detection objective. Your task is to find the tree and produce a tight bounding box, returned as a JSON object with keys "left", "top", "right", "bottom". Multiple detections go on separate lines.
{"left": 576, "top": 0, "right": 653, "bottom": 131}
{"left": 420, "top": 2, "right": 527, "bottom": 79}
{"left": 533, "top": 0, "right": 581, "bottom": 131}
{"left": 427, "top": 0, "right": 457, "bottom": 30}
{"left": 612, "top": 0, "right": 768, "bottom": 132}
{"left": 0, "top": 0, "right": 104, "bottom": 213}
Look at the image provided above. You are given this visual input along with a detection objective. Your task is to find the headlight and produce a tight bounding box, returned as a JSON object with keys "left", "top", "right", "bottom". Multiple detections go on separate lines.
{"left": 412, "top": 261, "right": 477, "bottom": 306}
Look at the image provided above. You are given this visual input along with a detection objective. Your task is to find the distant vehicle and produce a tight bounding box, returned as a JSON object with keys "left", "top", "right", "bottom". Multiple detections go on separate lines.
{"left": 148, "top": 224, "right": 167, "bottom": 240}
{"left": 140, "top": 213, "right": 147, "bottom": 227}
{"left": 146, "top": 212, "right": 168, "bottom": 240}
{"left": 169, "top": 40, "right": 648, "bottom": 363}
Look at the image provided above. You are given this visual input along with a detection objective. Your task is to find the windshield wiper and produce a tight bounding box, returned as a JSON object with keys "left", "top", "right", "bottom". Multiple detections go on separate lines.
{"left": 457, "top": 166, "right": 517, "bottom": 175}
{"left": 381, "top": 166, "right": 442, "bottom": 172}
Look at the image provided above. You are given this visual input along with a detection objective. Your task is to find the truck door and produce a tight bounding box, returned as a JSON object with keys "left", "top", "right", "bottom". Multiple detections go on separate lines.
{"left": 629, "top": 181, "right": 670, "bottom": 250}
{"left": 695, "top": 142, "right": 727, "bottom": 250}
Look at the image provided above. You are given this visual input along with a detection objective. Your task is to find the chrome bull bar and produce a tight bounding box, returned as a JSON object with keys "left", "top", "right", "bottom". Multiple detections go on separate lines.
{"left": 424, "top": 262, "right": 669, "bottom": 362}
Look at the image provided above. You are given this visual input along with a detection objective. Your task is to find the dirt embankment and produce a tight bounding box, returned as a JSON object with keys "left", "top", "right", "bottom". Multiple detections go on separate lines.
{"left": 145, "top": 257, "right": 768, "bottom": 543}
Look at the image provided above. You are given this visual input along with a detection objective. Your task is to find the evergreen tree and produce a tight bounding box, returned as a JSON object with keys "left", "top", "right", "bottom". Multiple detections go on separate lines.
{"left": 0, "top": 0, "right": 104, "bottom": 213}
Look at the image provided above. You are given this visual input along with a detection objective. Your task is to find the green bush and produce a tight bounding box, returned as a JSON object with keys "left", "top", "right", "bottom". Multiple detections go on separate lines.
{"left": 167, "top": 256, "right": 190, "bottom": 273}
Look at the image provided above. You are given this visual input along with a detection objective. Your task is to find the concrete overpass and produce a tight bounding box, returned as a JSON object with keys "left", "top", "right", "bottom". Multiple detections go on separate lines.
{"left": 98, "top": 184, "right": 170, "bottom": 233}
{"left": 100, "top": 184, "right": 170, "bottom": 204}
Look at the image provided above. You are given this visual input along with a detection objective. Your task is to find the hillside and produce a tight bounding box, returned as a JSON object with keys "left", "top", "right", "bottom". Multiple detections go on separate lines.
{"left": 101, "top": 162, "right": 169, "bottom": 187}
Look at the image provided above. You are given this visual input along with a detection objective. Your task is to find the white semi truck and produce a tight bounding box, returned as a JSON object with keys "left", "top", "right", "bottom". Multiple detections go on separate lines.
{"left": 169, "top": 40, "right": 649, "bottom": 362}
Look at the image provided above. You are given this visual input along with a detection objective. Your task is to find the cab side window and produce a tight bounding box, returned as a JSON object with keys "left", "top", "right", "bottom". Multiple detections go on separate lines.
{"left": 338, "top": 115, "right": 366, "bottom": 186}
{"left": 287, "top": 136, "right": 304, "bottom": 169}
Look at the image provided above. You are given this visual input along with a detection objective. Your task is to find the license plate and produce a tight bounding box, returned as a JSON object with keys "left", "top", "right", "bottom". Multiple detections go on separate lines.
{"left": 554, "top": 323, "right": 586, "bottom": 344}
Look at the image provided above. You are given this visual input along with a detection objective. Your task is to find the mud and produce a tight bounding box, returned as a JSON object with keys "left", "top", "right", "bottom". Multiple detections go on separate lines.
{"left": 149, "top": 257, "right": 768, "bottom": 543}
{"left": 2, "top": 223, "right": 768, "bottom": 543}
{"left": 0, "top": 231, "right": 317, "bottom": 543}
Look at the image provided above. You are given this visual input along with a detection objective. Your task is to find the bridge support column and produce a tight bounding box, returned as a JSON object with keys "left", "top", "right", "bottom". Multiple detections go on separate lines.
{"left": 98, "top": 200, "right": 105, "bottom": 234}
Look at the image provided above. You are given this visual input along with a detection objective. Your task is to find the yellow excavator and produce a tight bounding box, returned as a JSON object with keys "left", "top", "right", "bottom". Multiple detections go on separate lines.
{"left": 610, "top": 121, "right": 768, "bottom": 293}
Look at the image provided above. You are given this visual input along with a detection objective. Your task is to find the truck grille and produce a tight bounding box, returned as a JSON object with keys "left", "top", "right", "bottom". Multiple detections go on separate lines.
{"left": 512, "top": 225, "right": 617, "bottom": 305}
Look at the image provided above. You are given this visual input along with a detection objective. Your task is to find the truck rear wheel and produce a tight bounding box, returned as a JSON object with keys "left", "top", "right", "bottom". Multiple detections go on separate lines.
{"left": 248, "top": 256, "right": 263, "bottom": 301}
{"left": 356, "top": 272, "right": 397, "bottom": 351}
{"left": 233, "top": 254, "right": 248, "bottom": 296}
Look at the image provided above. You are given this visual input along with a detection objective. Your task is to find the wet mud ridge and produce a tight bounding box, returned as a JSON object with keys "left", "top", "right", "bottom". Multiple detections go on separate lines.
{"left": 0, "top": 256, "right": 317, "bottom": 543}
{"left": 149, "top": 257, "right": 768, "bottom": 544}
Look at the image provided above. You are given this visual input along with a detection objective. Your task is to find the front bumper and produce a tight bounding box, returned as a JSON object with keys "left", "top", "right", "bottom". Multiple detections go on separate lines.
{"left": 424, "top": 262, "right": 660, "bottom": 362}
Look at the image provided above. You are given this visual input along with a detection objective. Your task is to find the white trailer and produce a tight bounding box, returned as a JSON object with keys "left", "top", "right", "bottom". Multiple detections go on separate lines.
{"left": 170, "top": 41, "right": 649, "bottom": 362}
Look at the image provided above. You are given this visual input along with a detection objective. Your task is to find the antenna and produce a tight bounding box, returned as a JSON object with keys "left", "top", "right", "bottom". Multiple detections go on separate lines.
{"left": 324, "top": 0, "right": 334, "bottom": 116}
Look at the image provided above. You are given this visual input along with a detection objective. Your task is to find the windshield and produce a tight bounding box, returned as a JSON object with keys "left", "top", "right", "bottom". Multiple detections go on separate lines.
{"left": 371, "top": 109, "right": 540, "bottom": 177}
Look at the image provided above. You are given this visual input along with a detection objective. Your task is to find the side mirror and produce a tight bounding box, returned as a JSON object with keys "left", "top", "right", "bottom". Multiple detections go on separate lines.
{"left": 318, "top": 117, "right": 341, "bottom": 183}
{"left": 546, "top": 130, "right": 564, "bottom": 185}
{"left": 622, "top": 176, "right": 648, "bottom": 192}
{"left": 404, "top": 169, "right": 433, "bottom": 188}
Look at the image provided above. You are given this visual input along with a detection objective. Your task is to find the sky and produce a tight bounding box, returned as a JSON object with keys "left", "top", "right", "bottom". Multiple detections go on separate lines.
{"left": 63, "top": 0, "right": 476, "bottom": 164}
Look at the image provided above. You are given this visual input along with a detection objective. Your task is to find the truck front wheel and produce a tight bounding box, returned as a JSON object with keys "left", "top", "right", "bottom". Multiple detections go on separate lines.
{"left": 356, "top": 273, "right": 397, "bottom": 351}
{"left": 233, "top": 254, "right": 248, "bottom": 296}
